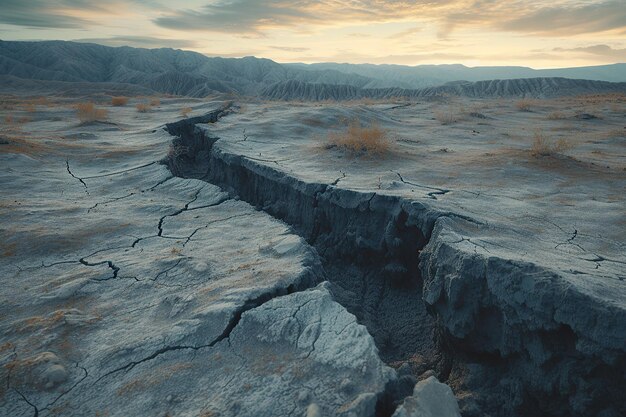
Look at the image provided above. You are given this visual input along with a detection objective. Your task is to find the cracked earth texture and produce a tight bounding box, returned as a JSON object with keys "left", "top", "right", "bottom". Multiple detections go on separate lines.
{"left": 1, "top": 94, "right": 624, "bottom": 417}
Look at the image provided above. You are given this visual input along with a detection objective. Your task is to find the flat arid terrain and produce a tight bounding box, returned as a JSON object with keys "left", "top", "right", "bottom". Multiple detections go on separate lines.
{"left": 1, "top": 87, "right": 624, "bottom": 416}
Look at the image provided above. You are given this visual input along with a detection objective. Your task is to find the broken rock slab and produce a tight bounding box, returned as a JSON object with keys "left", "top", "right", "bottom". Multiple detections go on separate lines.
{"left": 392, "top": 376, "right": 461, "bottom": 417}
{"left": 37, "top": 284, "right": 396, "bottom": 417}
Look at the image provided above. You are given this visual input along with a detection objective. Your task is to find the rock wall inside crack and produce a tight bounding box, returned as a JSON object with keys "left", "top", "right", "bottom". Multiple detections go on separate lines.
{"left": 420, "top": 216, "right": 626, "bottom": 416}
{"left": 205, "top": 143, "right": 446, "bottom": 370}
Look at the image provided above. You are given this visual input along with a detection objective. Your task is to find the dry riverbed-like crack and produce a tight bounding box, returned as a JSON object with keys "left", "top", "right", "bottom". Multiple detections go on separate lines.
{"left": 159, "top": 109, "right": 626, "bottom": 417}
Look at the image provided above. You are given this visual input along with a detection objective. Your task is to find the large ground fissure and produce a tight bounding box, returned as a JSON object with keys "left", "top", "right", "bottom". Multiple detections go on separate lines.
{"left": 161, "top": 109, "right": 626, "bottom": 417}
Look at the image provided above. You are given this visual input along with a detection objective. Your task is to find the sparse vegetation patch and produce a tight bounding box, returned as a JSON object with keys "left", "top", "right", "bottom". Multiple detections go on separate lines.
{"left": 434, "top": 110, "right": 459, "bottom": 125}
{"left": 75, "top": 102, "right": 108, "bottom": 123}
{"left": 136, "top": 103, "right": 152, "bottom": 113}
{"left": 515, "top": 98, "right": 536, "bottom": 111}
{"left": 324, "top": 118, "right": 391, "bottom": 156}
{"left": 111, "top": 96, "right": 129, "bottom": 106}
{"left": 181, "top": 107, "right": 192, "bottom": 118}
{"left": 530, "top": 130, "right": 573, "bottom": 157}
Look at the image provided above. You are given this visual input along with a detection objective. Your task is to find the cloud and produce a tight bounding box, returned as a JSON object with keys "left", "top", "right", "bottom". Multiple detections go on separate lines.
{"left": 289, "top": 50, "right": 475, "bottom": 65}
{"left": 554, "top": 44, "right": 626, "bottom": 60}
{"left": 0, "top": 0, "right": 147, "bottom": 29}
{"left": 269, "top": 45, "right": 309, "bottom": 52}
{"left": 437, "top": 1, "right": 626, "bottom": 38}
{"left": 153, "top": 0, "right": 453, "bottom": 34}
{"left": 154, "top": 1, "right": 316, "bottom": 34}
{"left": 387, "top": 26, "right": 422, "bottom": 40}
{"left": 500, "top": 1, "right": 626, "bottom": 35}
{"left": 152, "top": 0, "right": 625, "bottom": 40}
{"left": 73, "top": 36, "right": 198, "bottom": 49}
{"left": 0, "top": 0, "right": 91, "bottom": 28}
{"left": 1, "top": 0, "right": 624, "bottom": 67}
{"left": 5, "top": 0, "right": 624, "bottom": 40}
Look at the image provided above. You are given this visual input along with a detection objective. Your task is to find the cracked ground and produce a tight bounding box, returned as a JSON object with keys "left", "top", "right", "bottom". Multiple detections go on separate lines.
{"left": 0, "top": 99, "right": 397, "bottom": 417}
{"left": 1, "top": 94, "right": 624, "bottom": 417}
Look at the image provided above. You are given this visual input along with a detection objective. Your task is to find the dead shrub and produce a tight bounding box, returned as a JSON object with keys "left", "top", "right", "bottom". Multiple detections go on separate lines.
{"left": 111, "top": 96, "right": 129, "bottom": 106}
{"left": 136, "top": 103, "right": 152, "bottom": 113}
{"left": 530, "top": 130, "right": 573, "bottom": 157}
{"left": 434, "top": 110, "right": 459, "bottom": 125}
{"left": 180, "top": 107, "right": 192, "bottom": 118}
{"left": 325, "top": 118, "right": 391, "bottom": 156}
{"left": 4, "top": 115, "right": 14, "bottom": 125}
{"left": 516, "top": 99, "right": 535, "bottom": 112}
{"left": 149, "top": 98, "right": 161, "bottom": 106}
{"left": 75, "top": 102, "right": 108, "bottom": 123}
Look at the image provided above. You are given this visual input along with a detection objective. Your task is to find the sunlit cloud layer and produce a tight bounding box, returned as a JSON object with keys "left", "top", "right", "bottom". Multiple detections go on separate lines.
{"left": 1, "top": 0, "right": 625, "bottom": 68}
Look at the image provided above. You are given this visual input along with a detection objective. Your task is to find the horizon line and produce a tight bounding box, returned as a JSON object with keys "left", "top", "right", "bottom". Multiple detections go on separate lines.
{"left": 1, "top": 38, "right": 624, "bottom": 71}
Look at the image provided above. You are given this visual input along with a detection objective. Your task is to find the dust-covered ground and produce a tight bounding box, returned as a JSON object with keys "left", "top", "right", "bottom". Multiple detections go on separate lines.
{"left": 1, "top": 93, "right": 624, "bottom": 417}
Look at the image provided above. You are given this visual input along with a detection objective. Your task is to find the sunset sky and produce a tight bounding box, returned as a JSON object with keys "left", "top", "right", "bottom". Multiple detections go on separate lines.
{"left": 1, "top": 0, "right": 625, "bottom": 68}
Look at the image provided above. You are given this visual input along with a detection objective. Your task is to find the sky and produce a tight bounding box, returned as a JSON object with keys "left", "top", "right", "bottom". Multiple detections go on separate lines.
{"left": 1, "top": 0, "right": 625, "bottom": 68}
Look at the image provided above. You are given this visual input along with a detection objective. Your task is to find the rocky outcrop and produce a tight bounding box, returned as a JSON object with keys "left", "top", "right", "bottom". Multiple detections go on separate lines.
{"left": 420, "top": 217, "right": 626, "bottom": 416}
{"left": 392, "top": 377, "right": 461, "bottom": 417}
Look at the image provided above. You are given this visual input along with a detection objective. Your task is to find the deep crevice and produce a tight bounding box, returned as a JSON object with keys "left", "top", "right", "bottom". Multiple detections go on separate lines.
{"left": 163, "top": 109, "right": 444, "bottom": 416}
{"left": 161, "top": 109, "right": 626, "bottom": 417}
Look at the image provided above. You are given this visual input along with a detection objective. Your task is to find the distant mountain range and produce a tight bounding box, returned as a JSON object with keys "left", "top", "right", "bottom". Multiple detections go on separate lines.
{"left": 288, "top": 62, "right": 626, "bottom": 89}
{"left": 261, "top": 78, "right": 626, "bottom": 101}
{"left": 1, "top": 40, "right": 625, "bottom": 99}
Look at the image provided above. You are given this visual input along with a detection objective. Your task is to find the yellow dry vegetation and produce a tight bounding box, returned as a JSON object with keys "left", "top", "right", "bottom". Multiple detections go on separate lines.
{"left": 111, "top": 96, "right": 129, "bottom": 106}
{"left": 530, "top": 130, "right": 573, "bottom": 157}
{"left": 75, "top": 102, "right": 108, "bottom": 123}
{"left": 326, "top": 118, "right": 391, "bottom": 156}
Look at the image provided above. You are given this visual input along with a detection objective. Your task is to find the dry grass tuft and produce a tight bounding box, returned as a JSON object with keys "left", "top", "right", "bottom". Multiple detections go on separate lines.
{"left": 136, "top": 103, "right": 152, "bottom": 113}
{"left": 180, "top": 107, "right": 192, "bottom": 118}
{"left": 4, "top": 115, "right": 14, "bottom": 125}
{"left": 434, "top": 110, "right": 459, "bottom": 125}
{"left": 75, "top": 102, "right": 108, "bottom": 123}
{"left": 573, "top": 93, "right": 626, "bottom": 105}
{"left": 325, "top": 118, "right": 391, "bottom": 156}
{"left": 530, "top": 130, "right": 573, "bottom": 157}
{"left": 149, "top": 98, "right": 161, "bottom": 106}
{"left": 111, "top": 96, "right": 129, "bottom": 106}
{"left": 516, "top": 98, "right": 535, "bottom": 112}
{"left": 33, "top": 97, "right": 49, "bottom": 106}
{"left": 547, "top": 111, "right": 567, "bottom": 120}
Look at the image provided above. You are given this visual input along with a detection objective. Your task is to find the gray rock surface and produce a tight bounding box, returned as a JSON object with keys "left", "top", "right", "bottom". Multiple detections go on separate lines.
{"left": 2, "top": 94, "right": 624, "bottom": 417}
{"left": 392, "top": 377, "right": 461, "bottom": 417}
{"left": 0, "top": 102, "right": 402, "bottom": 417}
